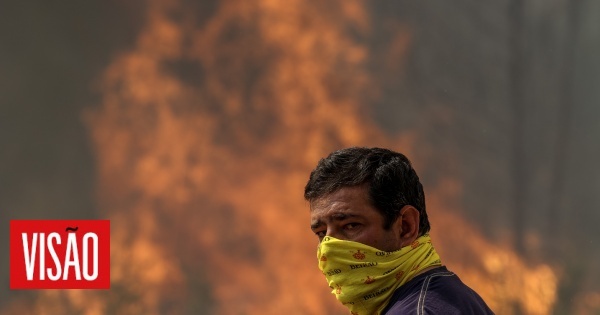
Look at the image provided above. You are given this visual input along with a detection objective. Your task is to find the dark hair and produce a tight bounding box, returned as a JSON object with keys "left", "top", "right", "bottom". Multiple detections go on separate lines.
{"left": 304, "top": 147, "right": 430, "bottom": 235}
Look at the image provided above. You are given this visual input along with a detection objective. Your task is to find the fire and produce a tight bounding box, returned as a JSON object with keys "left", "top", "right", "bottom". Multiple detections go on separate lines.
{"left": 427, "top": 186, "right": 557, "bottom": 314}
{"left": 2, "top": 0, "right": 562, "bottom": 314}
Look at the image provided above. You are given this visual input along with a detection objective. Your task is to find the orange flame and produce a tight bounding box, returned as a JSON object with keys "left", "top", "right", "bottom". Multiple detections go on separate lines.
{"left": 2, "top": 1, "right": 565, "bottom": 314}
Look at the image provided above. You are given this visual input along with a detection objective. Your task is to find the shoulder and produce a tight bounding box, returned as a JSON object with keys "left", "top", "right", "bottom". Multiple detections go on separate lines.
{"left": 382, "top": 266, "right": 495, "bottom": 315}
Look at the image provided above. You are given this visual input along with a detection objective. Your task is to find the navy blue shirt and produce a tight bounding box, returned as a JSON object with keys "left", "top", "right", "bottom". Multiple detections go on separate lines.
{"left": 381, "top": 266, "right": 494, "bottom": 315}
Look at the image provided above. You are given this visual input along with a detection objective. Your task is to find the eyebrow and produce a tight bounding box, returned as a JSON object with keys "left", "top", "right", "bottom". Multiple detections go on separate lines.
{"left": 310, "top": 213, "right": 362, "bottom": 230}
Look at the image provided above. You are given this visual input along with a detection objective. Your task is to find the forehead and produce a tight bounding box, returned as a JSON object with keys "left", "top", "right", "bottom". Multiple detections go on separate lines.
{"left": 310, "top": 186, "right": 373, "bottom": 217}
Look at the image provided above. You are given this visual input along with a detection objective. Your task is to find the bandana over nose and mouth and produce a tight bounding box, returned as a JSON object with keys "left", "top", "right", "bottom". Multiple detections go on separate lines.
{"left": 317, "top": 234, "right": 442, "bottom": 315}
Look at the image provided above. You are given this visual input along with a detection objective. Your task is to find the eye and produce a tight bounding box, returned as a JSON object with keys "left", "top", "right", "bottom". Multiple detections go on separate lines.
{"left": 314, "top": 230, "right": 326, "bottom": 240}
{"left": 344, "top": 223, "right": 361, "bottom": 231}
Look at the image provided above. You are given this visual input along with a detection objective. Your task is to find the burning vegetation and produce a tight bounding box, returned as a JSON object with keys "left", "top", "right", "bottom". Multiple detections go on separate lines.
{"left": 3, "top": 0, "right": 561, "bottom": 314}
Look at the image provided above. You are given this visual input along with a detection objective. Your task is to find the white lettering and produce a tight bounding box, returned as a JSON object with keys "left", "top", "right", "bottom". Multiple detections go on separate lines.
{"left": 22, "top": 233, "right": 37, "bottom": 281}
{"left": 63, "top": 233, "right": 81, "bottom": 280}
{"left": 21, "top": 231, "right": 100, "bottom": 282}
{"left": 82, "top": 233, "right": 98, "bottom": 280}
{"left": 39, "top": 233, "right": 45, "bottom": 280}
{"left": 47, "top": 233, "right": 62, "bottom": 281}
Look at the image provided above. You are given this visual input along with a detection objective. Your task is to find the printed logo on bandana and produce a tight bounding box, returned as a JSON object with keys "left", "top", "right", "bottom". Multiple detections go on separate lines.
{"left": 410, "top": 240, "right": 420, "bottom": 249}
{"left": 382, "top": 265, "right": 400, "bottom": 276}
{"left": 335, "top": 284, "right": 342, "bottom": 294}
{"left": 363, "top": 285, "right": 392, "bottom": 301}
{"left": 351, "top": 250, "right": 366, "bottom": 260}
{"left": 363, "top": 276, "right": 376, "bottom": 284}
{"left": 375, "top": 251, "right": 394, "bottom": 257}
{"left": 395, "top": 270, "right": 405, "bottom": 280}
{"left": 350, "top": 262, "right": 378, "bottom": 270}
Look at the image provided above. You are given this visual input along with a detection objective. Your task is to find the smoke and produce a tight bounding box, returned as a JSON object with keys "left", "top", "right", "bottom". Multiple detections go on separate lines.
{"left": 84, "top": 0, "right": 557, "bottom": 314}
{"left": 10, "top": 0, "right": 600, "bottom": 314}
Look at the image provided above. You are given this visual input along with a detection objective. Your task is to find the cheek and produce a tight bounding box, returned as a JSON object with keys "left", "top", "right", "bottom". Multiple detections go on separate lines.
{"left": 375, "top": 230, "right": 403, "bottom": 252}
{"left": 352, "top": 228, "right": 387, "bottom": 250}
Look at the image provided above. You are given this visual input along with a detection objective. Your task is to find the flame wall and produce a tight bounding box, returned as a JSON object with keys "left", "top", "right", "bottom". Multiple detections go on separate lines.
{"left": 2, "top": 0, "right": 559, "bottom": 314}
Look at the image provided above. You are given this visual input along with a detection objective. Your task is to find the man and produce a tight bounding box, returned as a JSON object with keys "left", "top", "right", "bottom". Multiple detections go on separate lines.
{"left": 304, "top": 147, "right": 493, "bottom": 315}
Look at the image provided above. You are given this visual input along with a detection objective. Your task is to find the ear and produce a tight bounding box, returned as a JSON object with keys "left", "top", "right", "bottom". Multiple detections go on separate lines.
{"left": 398, "top": 205, "right": 420, "bottom": 247}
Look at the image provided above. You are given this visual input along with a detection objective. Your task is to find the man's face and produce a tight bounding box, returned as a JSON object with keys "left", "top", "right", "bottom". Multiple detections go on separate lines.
{"left": 310, "top": 186, "right": 403, "bottom": 252}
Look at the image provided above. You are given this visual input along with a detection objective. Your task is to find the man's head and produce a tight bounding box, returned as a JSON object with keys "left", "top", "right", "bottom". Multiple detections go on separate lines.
{"left": 304, "top": 147, "right": 430, "bottom": 250}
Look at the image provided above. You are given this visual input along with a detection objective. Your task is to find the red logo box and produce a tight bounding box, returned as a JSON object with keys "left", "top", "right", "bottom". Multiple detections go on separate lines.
{"left": 10, "top": 220, "right": 110, "bottom": 289}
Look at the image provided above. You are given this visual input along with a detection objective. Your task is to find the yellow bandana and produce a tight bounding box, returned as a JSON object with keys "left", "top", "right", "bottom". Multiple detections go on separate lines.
{"left": 317, "top": 234, "right": 442, "bottom": 315}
